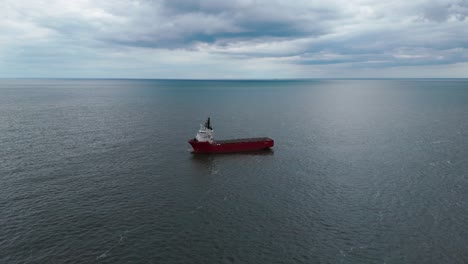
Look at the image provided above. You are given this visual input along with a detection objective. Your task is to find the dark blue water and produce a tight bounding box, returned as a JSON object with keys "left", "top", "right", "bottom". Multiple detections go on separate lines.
{"left": 1, "top": 79, "right": 467, "bottom": 263}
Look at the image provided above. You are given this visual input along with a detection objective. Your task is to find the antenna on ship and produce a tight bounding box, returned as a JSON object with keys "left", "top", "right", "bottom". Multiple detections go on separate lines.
{"left": 205, "top": 117, "right": 212, "bottom": 130}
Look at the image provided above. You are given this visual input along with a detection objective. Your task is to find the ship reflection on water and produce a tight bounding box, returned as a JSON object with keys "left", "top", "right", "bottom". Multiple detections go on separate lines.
{"left": 190, "top": 148, "right": 274, "bottom": 159}
{"left": 189, "top": 149, "right": 274, "bottom": 175}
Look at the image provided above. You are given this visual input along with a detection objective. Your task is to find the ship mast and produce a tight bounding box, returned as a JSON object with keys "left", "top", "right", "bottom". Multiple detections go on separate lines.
{"left": 205, "top": 117, "right": 212, "bottom": 130}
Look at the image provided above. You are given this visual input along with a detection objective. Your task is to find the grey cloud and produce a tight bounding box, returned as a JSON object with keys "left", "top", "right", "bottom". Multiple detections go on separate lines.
{"left": 94, "top": 0, "right": 339, "bottom": 48}
{"left": 2, "top": 0, "right": 468, "bottom": 78}
{"left": 422, "top": 2, "right": 452, "bottom": 22}
{"left": 422, "top": 0, "right": 468, "bottom": 22}
{"left": 162, "top": 0, "right": 245, "bottom": 14}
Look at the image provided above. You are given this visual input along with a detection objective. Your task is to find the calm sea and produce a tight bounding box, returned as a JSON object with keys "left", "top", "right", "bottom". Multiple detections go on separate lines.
{"left": 1, "top": 79, "right": 467, "bottom": 263}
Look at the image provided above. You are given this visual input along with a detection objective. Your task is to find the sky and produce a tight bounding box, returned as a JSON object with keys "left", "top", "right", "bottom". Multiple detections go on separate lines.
{"left": 1, "top": 0, "right": 468, "bottom": 78}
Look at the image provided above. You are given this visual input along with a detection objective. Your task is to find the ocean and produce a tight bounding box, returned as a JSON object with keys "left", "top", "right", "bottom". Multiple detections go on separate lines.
{"left": 1, "top": 79, "right": 467, "bottom": 263}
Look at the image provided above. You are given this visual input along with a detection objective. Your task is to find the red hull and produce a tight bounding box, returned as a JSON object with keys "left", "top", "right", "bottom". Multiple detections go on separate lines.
{"left": 189, "top": 137, "right": 274, "bottom": 153}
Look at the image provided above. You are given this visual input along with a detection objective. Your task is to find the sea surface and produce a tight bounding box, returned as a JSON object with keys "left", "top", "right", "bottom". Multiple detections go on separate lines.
{"left": 0, "top": 79, "right": 467, "bottom": 263}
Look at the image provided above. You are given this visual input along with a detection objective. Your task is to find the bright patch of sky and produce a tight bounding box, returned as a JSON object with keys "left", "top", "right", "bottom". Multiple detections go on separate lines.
{"left": 1, "top": 0, "right": 468, "bottom": 78}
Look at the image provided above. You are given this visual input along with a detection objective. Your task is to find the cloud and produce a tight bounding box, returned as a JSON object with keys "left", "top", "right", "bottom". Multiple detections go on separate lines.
{"left": 1, "top": 0, "right": 468, "bottom": 78}
{"left": 421, "top": 0, "right": 468, "bottom": 22}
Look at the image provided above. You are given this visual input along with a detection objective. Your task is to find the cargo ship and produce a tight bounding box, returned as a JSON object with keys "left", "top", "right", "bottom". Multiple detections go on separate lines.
{"left": 188, "top": 118, "right": 274, "bottom": 153}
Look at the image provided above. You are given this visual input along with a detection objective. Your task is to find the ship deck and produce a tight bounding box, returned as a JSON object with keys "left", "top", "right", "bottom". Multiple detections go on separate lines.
{"left": 215, "top": 137, "right": 273, "bottom": 144}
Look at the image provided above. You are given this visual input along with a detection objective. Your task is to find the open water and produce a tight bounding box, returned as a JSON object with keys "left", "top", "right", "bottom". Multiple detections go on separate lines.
{"left": 0, "top": 79, "right": 467, "bottom": 263}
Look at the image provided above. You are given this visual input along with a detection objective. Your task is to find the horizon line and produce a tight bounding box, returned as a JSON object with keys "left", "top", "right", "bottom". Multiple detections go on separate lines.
{"left": 1, "top": 77, "right": 468, "bottom": 81}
